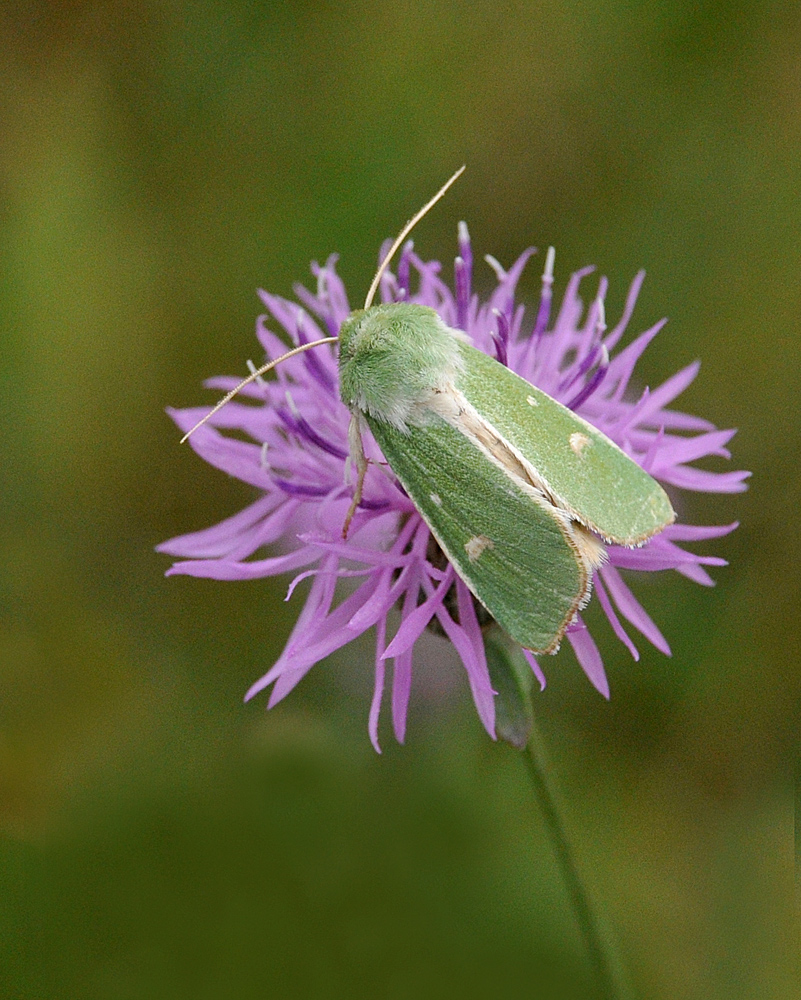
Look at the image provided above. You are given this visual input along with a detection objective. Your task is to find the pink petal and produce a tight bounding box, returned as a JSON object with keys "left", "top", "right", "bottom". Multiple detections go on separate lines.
{"left": 202, "top": 378, "right": 272, "bottom": 400}
{"left": 605, "top": 320, "right": 667, "bottom": 402}
{"left": 391, "top": 579, "right": 419, "bottom": 745}
{"left": 637, "top": 361, "right": 701, "bottom": 420}
{"left": 488, "top": 248, "right": 536, "bottom": 316}
{"left": 166, "top": 547, "right": 317, "bottom": 580}
{"left": 434, "top": 582, "right": 495, "bottom": 738}
{"left": 676, "top": 563, "right": 716, "bottom": 586}
{"left": 659, "top": 466, "right": 751, "bottom": 493}
{"left": 369, "top": 618, "right": 387, "bottom": 753}
{"left": 600, "top": 564, "right": 671, "bottom": 656}
{"left": 319, "top": 256, "right": 351, "bottom": 323}
{"left": 664, "top": 521, "right": 739, "bottom": 542}
{"left": 290, "top": 283, "right": 324, "bottom": 321}
{"left": 391, "top": 652, "right": 413, "bottom": 745}
{"left": 594, "top": 573, "right": 639, "bottom": 661}
{"left": 167, "top": 414, "right": 274, "bottom": 491}
{"left": 609, "top": 543, "right": 727, "bottom": 572}
{"left": 603, "top": 269, "right": 646, "bottom": 351}
{"left": 255, "top": 573, "right": 379, "bottom": 704}
{"left": 649, "top": 429, "right": 737, "bottom": 471}
{"left": 258, "top": 290, "right": 304, "bottom": 338}
{"left": 252, "top": 315, "right": 296, "bottom": 361}
{"left": 157, "top": 494, "right": 282, "bottom": 557}
{"left": 643, "top": 409, "right": 715, "bottom": 432}
{"left": 566, "top": 619, "right": 610, "bottom": 698}
{"left": 522, "top": 648, "right": 547, "bottom": 691}
{"left": 347, "top": 568, "right": 395, "bottom": 631}
{"left": 383, "top": 567, "right": 455, "bottom": 659}
{"left": 296, "top": 534, "right": 418, "bottom": 569}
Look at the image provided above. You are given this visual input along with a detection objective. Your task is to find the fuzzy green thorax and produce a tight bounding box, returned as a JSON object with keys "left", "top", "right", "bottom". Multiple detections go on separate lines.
{"left": 338, "top": 303, "right": 464, "bottom": 430}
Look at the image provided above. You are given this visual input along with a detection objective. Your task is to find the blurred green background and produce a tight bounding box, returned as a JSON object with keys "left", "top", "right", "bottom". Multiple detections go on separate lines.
{"left": 0, "top": 1, "right": 797, "bottom": 997}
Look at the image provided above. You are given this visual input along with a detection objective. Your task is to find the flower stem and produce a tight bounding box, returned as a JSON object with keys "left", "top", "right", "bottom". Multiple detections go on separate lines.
{"left": 523, "top": 719, "right": 624, "bottom": 999}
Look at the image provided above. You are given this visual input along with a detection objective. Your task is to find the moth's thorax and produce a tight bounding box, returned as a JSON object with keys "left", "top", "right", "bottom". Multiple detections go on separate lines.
{"left": 338, "top": 303, "right": 464, "bottom": 429}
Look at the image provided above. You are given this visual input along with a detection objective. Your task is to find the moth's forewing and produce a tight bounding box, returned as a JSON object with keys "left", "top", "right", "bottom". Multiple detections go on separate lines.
{"left": 367, "top": 411, "right": 587, "bottom": 654}
{"left": 456, "top": 344, "right": 675, "bottom": 545}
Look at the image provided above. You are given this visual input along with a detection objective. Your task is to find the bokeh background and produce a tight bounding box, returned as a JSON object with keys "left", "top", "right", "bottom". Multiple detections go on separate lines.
{"left": 1, "top": 2, "right": 797, "bottom": 997}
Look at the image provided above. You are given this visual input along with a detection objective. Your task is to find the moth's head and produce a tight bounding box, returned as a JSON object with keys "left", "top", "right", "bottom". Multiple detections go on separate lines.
{"left": 338, "top": 302, "right": 464, "bottom": 430}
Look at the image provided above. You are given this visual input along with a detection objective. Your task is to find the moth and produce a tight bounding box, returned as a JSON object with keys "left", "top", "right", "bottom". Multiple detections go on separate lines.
{"left": 183, "top": 168, "right": 675, "bottom": 655}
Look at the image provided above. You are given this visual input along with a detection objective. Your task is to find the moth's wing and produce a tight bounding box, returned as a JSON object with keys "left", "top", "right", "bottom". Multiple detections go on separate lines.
{"left": 366, "top": 411, "right": 587, "bottom": 655}
{"left": 456, "top": 343, "right": 674, "bottom": 545}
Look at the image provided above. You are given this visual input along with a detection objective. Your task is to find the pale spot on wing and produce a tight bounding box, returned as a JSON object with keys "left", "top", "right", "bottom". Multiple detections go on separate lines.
{"left": 430, "top": 493, "right": 442, "bottom": 506}
{"left": 569, "top": 432, "right": 591, "bottom": 456}
{"left": 465, "top": 534, "right": 494, "bottom": 561}
{"left": 526, "top": 394, "right": 538, "bottom": 407}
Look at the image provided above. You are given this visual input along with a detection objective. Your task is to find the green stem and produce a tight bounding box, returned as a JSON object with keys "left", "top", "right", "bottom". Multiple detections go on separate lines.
{"left": 523, "top": 720, "right": 623, "bottom": 1000}
{"left": 483, "top": 630, "right": 626, "bottom": 996}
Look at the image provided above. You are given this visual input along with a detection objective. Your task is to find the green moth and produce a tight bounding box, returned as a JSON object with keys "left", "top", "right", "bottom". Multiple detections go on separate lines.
{"left": 338, "top": 301, "right": 674, "bottom": 654}
{"left": 183, "top": 168, "right": 675, "bottom": 655}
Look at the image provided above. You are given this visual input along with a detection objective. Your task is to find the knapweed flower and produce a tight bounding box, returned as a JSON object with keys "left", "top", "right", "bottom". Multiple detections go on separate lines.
{"left": 159, "top": 226, "right": 748, "bottom": 750}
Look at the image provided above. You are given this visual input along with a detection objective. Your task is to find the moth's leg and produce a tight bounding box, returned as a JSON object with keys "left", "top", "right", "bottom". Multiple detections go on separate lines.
{"left": 343, "top": 412, "right": 368, "bottom": 538}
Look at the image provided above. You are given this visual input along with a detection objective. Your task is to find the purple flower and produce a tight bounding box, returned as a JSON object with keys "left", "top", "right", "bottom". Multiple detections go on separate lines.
{"left": 159, "top": 228, "right": 748, "bottom": 750}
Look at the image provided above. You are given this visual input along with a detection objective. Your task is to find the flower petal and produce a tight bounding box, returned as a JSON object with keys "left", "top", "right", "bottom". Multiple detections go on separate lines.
{"left": 664, "top": 521, "right": 739, "bottom": 542}
{"left": 522, "top": 648, "right": 548, "bottom": 691}
{"left": 369, "top": 618, "right": 387, "bottom": 754}
{"left": 391, "top": 576, "right": 420, "bottom": 745}
{"left": 156, "top": 494, "right": 283, "bottom": 558}
{"left": 594, "top": 572, "right": 639, "bottom": 661}
{"left": 383, "top": 566, "right": 455, "bottom": 660}
{"left": 600, "top": 564, "right": 671, "bottom": 656}
{"left": 566, "top": 619, "right": 610, "bottom": 698}
{"left": 166, "top": 547, "right": 317, "bottom": 580}
{"left": 434, "top": 580, "right": 495, "bottom": 738}
{"left": 603, "top": 269, "right": 646, "bottom": 352}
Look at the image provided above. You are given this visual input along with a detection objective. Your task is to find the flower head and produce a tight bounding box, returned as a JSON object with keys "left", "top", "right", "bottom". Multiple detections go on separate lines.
{"left": 159, "top": 227, "right": 748, "bottom": 750}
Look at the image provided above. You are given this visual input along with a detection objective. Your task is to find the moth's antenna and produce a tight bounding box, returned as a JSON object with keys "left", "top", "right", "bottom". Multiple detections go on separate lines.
{"left": 182, "top": 168, "right": 465, "bottom": 443}
{"left": 180, "top": 337, "right": 338, "bottom": 442}
{"left": 363, "top": 165, "right": 466, "bottom": 310}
